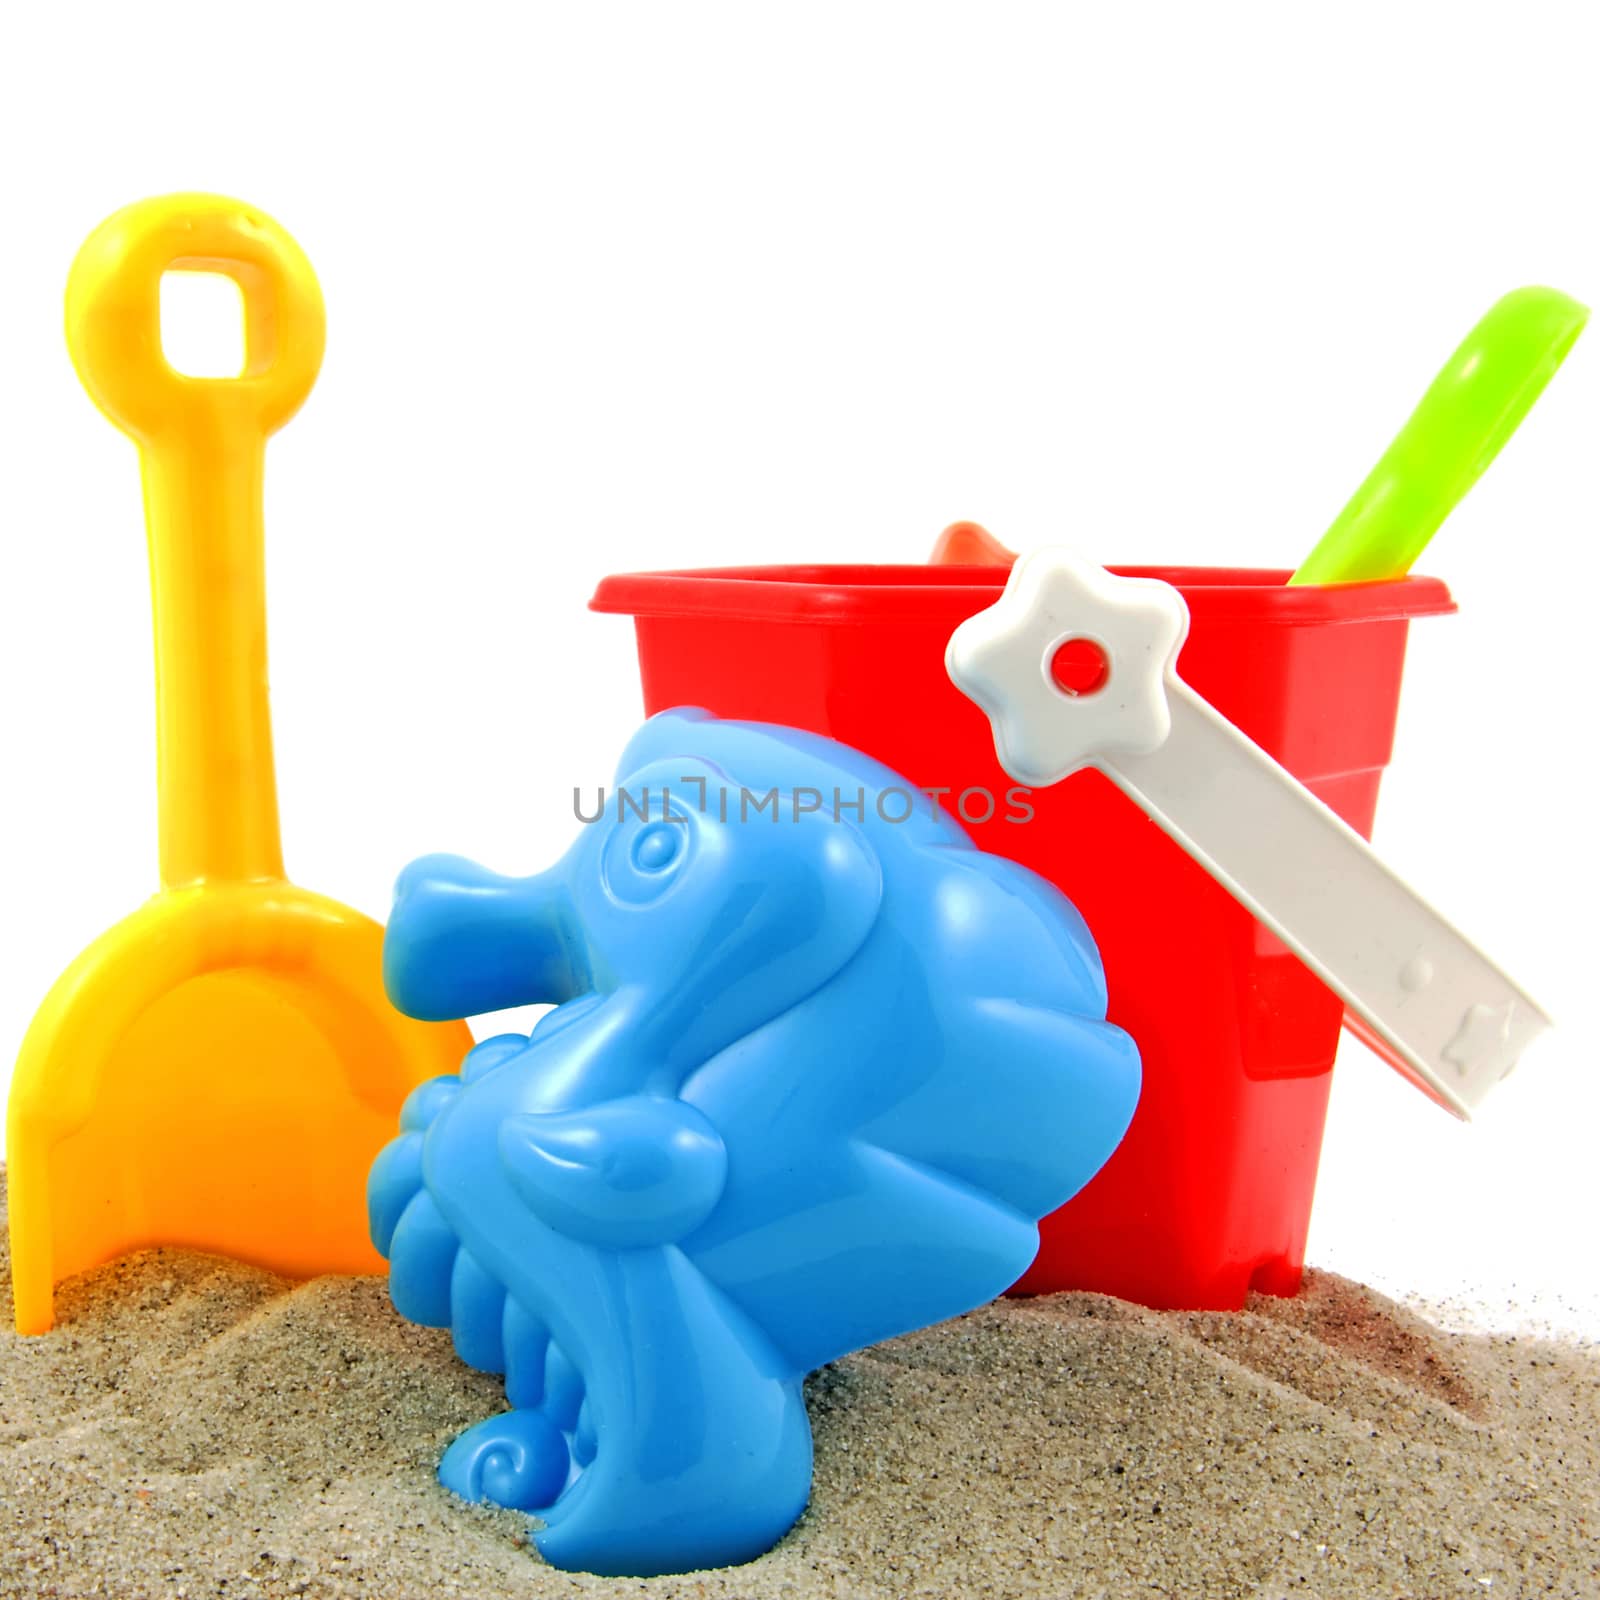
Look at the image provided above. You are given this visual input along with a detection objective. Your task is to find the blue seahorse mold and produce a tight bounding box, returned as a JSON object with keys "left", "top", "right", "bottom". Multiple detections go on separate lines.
{"left": 369, "top": 709, "right": 1140, "bottom": 1577}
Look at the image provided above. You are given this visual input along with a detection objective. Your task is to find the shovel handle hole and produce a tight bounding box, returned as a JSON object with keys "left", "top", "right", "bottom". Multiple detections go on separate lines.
{"left": 1050, "top": 636, "right": 1110, "bottom": 699}
{"left": 160, "top": 270, "right": 247, "bottom": 379}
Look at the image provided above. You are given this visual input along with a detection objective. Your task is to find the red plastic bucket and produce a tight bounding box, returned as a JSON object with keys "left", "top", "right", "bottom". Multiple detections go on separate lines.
{"left": 590, "top": 564, "right": 1455, "bottom": 1309}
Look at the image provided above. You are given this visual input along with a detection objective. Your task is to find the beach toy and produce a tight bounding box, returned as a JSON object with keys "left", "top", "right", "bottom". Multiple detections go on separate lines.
{"left": 5, "top": 194, "right": 469, "bottom": 1337}
{"left": 933, "top": 289, "right": 1589, "bottom": 592}
{"left": 930, "top": 519, "right": 1015, "bottom": 564}
{"left": 590, "top": 560, "right": 1455, "bottom": 1307}
{"left": 948, "top": 548, "right": 1548, "bottom": 1116}
{"left": 1290, "top": 287, "right": 1588, "bottom": 585}
{"left": 369, "top": 710, "right": 1140, "bottom": 1576}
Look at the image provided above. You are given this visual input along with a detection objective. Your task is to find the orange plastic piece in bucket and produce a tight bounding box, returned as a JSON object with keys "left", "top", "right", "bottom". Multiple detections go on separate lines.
{"left": 5, "top": 195, "right": 470, "bottom": 1335}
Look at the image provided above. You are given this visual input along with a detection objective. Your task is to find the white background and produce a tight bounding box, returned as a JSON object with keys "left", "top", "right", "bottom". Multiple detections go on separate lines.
{"left": 1, "top": 4, "right": 1594, "bottom": 1332}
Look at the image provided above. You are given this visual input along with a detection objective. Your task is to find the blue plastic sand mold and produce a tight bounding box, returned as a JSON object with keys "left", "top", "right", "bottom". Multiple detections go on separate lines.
{"left": 368, "top": 710, "right": 1141, "bottom": 1576}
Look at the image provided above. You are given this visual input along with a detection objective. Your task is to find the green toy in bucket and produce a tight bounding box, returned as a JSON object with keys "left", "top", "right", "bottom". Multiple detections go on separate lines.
{"left": 1289, "top": 286, "right": 1588, "bottom": 584}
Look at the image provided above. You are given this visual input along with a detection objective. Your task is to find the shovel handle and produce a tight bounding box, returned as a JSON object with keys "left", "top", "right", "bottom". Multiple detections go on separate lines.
{"left": 66, "top": 195, "right": 326, "bottom": 887}
{"left": 65, "top": 193, "right": 324, "bottom": 441}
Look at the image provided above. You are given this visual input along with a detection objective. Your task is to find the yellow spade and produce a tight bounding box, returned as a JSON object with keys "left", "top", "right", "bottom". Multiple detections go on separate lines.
{"left": 6, "top": 194, "right": 470, "bottom": 1335}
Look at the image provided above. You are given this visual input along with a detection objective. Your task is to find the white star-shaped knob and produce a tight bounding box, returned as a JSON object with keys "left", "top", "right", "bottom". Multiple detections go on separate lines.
{"left": 946, "top": 547, "right": 1190, "bottom": 786}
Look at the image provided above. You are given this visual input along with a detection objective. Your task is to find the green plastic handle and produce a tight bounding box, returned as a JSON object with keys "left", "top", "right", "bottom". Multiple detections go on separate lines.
{"left": 1289, "top": 286, "right": 1588, "bottom": 586}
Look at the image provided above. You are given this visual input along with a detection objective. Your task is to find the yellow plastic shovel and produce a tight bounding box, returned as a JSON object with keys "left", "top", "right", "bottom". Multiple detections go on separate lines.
{"left": 6, "top": 194, "right": 470, "bottom": 1335}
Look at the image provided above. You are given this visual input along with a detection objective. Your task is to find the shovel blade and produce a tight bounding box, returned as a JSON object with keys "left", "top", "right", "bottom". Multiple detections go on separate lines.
{"left": 6, "top": 886, "right": 470, "bottom": 1334}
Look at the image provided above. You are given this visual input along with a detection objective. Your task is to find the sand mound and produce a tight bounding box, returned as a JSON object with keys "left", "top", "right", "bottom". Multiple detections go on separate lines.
{"left": 2, "top": 1175, "right": 1596, "bottom": 1599}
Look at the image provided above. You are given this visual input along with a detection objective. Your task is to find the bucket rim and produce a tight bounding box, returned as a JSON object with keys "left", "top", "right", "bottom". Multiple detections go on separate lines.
{"left": 590, "top": 563, "right": 1456, "bottom": 627}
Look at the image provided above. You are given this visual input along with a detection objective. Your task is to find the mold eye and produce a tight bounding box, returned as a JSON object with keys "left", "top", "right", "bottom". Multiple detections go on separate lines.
{"left": 632, "top": 821, "right": 684, "bottom": 874}
{"left": 603, "top": 812, "right": 693, "bottom": 905}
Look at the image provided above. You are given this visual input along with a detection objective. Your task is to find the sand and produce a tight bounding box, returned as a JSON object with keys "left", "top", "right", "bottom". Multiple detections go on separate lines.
{"left": 2, "top": 1175, "right": 1596, "bottom": 1600}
